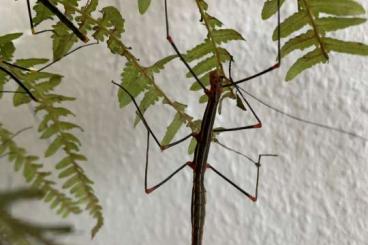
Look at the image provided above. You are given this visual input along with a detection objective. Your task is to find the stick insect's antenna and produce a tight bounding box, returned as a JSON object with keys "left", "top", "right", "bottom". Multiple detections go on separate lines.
{"left": 239, "top": 86, "right": 368, "bottom": 142}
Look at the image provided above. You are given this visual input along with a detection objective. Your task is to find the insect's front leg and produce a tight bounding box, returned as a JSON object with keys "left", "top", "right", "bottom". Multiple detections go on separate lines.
{"left": 224, "top": 0, "right": 282, "bottom": 87}
{"left": 26, "top": 0, "right": 89, "bottom": 43}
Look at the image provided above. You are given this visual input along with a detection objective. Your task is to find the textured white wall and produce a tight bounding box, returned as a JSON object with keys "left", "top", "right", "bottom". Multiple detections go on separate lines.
{"left": 1, "top": 0, "right": 368, "bottom": 245}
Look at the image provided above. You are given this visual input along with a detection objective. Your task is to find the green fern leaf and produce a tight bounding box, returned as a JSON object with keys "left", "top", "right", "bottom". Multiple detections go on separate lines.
{"left": 134, "top": 87, "right": 161, "bottom": 126}
{"left": 309, "top": 0, "right": 365, "bottom": 16}
{"left": 206, "top": 14, "right": 223, "bottom": 29}
{"left": 161, "top": 104, "right": 187, "bottom": 145}
{"left": 45, "top": 136, "right": 64, "bottom": 157}
{"left": 32, "top": 1, "right": 54, "bottom": 26}
{"left": 138, "top": 0, "right": 151, "bottom": 14}
{"left": 15, "top": 58, "right": 49, "bottom": 68}
{"left": 286, "top": 48, "right": 328, "bottom": 81}
{"left": 185, "top": 41, "right": 212, "bottom": 63}
{"left": 272, "top": 11, "right": 309, "bottom": 40}
{"left": 0, "top": 33, "right": 22, "bottom": 61}
{"left": 119, "top": 62, "right": 150, "bottom": 107}
{"left": 323, "top": 38, "right": 368, "bottom": 55}
{"left": 262, "top": 0, "right": 286, "bottom": 20}
{"left": 13, "top": 91, "right": 32, "bottom": 107}
{"left": 93, "top": 6, "right": 125, "bottom": 42}
{"left": 58, "top": 167, "right": 76, "bottom": 179}
{"left": 149, "top": 55, "right": 177, "bottom": 73}
{"left": 211, "top": 29, "right": 245, "bottom": 44}
{"left": 190, "top": 72, "right": 210, "bottom": 91}
{"left": 188, "top": 137, "right": 197, "bottom": 155}
{"left": 186, "top": 49, "right": 231, "bottom": 78}
{"left": 280, "top": 30, "right": 317, "bottom": 58}
{"left": 55, "top": 156, "right": 74, "bottom": 169}
{"left": 316, "top": 17, "right": 366, "bottom": 32}
{"left": 52, "top": 23, "right": 78, "bottom": 60}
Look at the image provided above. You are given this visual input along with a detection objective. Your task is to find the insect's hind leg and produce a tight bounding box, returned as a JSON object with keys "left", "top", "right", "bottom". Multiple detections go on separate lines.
{"left": 144, "top": 131, "right": 190, "bottom": 194}
{"left": 207, "top": 154, "right": 277, "bottom": 201}
{"left": 223, "top": 0, "right": 282, "bottom": 87}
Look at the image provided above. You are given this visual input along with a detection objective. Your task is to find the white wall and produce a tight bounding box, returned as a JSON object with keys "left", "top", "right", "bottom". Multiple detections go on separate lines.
{"left": 1, "top": 0, "right": 368, "bottom": 244}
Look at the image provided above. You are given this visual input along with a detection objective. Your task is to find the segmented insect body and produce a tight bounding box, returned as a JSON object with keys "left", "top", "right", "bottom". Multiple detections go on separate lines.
{"left": 190, "top": 71, "right": 222, "bottom": 244}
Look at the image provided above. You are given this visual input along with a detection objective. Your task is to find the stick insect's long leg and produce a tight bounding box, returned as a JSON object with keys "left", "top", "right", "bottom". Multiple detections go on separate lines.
{"left": 223, "top": 0, "right": 281, "bottom": 88}
{"left": 207, "top": 154, "right": 277, "bottom": 201}
{"left": 164, "top": 0, "right": 208, "bottom": 92}
{"left": 0, "top": 42, "right": 96, "bottom": 101}
{"left": 0, "top": 66, "right": 38, "bottom": 101}
{"left": 144, "top": 131, "right": 189, "bottom": 193}
{"left": 112, "top": 81, "right": 193, "bottom": 151}
{"left": 213, "top": 78, "right": 262, "bottom": 133}
{"left": 26, "top": 0, "right": 89, "bottom": 43}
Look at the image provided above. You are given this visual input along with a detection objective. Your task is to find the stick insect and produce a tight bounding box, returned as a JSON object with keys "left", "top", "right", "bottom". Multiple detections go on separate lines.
{"left": 113, "top": 1, "right": 282, "bottom": 244}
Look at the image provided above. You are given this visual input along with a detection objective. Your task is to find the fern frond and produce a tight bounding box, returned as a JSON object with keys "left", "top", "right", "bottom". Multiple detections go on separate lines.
{"left": 0, "top": 188, "right": 73, "bottom": 245}
{"left": 0, "top": 53, "right": 104, "bottom": 236}
{"left": 0, "top": 124, "right": 81, "bottom": 218}
{"left": 262, "top": 0, "right": 368, "bottom": 80}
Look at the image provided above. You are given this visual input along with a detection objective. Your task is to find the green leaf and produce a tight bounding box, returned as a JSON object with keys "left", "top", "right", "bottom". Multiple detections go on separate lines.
{"left": 0, "top": 33, "right": 22, "bottom": 61}
{"left": 211, "top": 29, "right": 244, "bottom": 44}
{"left": 62, "top": 175, "right": 80, "bottom": 189}
{"left": 188, "top": 137, "right": 197, "bottom": 155}
{"left": 54, "top": 122, "right": 82, "bottom": 133}
{"left": 138, "top": 0, "right": 151, "bottom": 14}
{"left": 323, "top": 38, "right": 368, "bottom": 55}
{"left": 45, "top": 136, "right": 64, "bottom": 157}
{"left": 309, "top": 0, "right": 366, "bottom": 16}
{"left": 13, "top": 90, "right": 32, "bottom": 106}
{"left": 206, "top": 14, "right": 223, "bottom": 29}
{"left": 280, "top": 30, "right": 317, "bottom": 58}
{"left": 70, "top": 153, "right": 87, "bottom": 161}
{"left": 161, "top": 112, "right": 185, "bottom": 145}
{"left": 0, "top": 33, "right": 23, "bottom": 45}
{"left": 316, "top": 17, "right": 366, "bottom": 33}
{"left": 15, "top": 58, "right": 49, "bottom": 68}
{"left": 52, "top": 23, "right": 78, "bottom": 60}
{"left": 286, "top": 48, "right": 328, "bottom": 81}
{"left": 199, "top": 94, "right": 208, "bottom": 103}
{"left": 56, "top": 156, "right": 73, "bottom": 169}
{"left": 119, "top": 62, "right": 150, "bottom": 107}
{"left": 134, "top": 87, "right": 161, "bottom": 126}
{"left": 272, "top": 11, "right": 309, "bottom": 41}
{"left": 149, "top": 55, "right": 177, "bottom": 73}
{"left": 262, "top": 0, "right": 285, "bottom": 20}
{"left": 187, "top": 49, "right": 231, "bottom": 78}
{"left": 93, "top": 6, "right": 125, "bottom": 42}
{"left": 185, "top": 41, "right": 212, "bottom": 63}
{"left": 58, "top": 167, "right": 76, "bottom": 178}
{"left": 32, "top": 1, "right": 54, "bottom": 26}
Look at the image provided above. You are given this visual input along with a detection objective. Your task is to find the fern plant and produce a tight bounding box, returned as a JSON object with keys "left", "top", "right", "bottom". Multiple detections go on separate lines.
{"left": 0, "top": 188, "right": 73, "bottom": 245}
{"left": 262, "top": 0, "right": 368, "bottom": 80}
{"left": 0, "top": 0, "right": 367, "bottom": 243}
